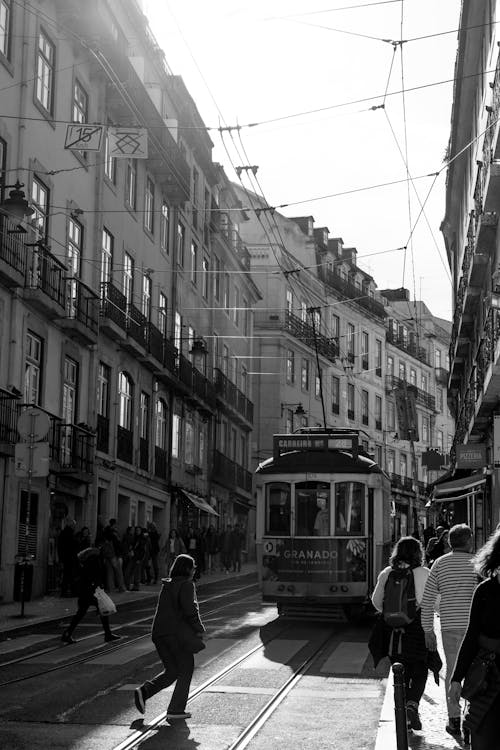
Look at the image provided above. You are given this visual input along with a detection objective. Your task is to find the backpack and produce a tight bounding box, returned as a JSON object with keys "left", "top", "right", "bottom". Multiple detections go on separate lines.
{"left": 382, "top": 568, "right": 417, "bottom": 629}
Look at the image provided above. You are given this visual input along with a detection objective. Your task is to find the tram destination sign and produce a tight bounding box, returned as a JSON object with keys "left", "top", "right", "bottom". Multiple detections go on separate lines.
{"left": 273, "top": 432, "right": 358, "bottom": 460}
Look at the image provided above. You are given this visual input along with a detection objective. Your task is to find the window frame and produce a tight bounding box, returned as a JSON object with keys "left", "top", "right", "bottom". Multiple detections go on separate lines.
{"left": 35, "top": 27, "right": 55, "bottom": 114}
{"left": 144, "top": 176, "right": 154, "bottom": 234}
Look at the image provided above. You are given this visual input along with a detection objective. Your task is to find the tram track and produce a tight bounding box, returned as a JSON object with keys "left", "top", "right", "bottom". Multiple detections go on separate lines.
{"left": 112, "top": 627, "right": 337, "bottom": 750}
{"left": 0, "top": 583, "right": 259, "bottom": 688}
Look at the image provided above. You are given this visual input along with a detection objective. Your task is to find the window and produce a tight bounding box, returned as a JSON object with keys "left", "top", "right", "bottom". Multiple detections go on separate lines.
{"left": 123, "top": 252, "right": 134, "bottom": 304}
{"left": 233, "top": 287, "right": 240, "bottom": 326}
{"left": 24, "top": 331, "right": 42, "bottom": 404}
{"left": 361, "top": 389, "right": 369, "bottom": 425}
{"left": 286, "top": 289, "right": 293, "bottom": 313}
{"left": 174, "top": 310, "right": 181, "bottom": 353}
{"left": 125, "top": 159, "right": 136, "bottom": 209}
{"left": 387, "top": 400, "right": 395, "bottom": 431}
{"left": 31, "top": 176, "right": 49, "bottom": 240}
{"left": 332, "top": 375, "right": 340, "bottom": 414}
{"left": 191, "top": 167, "right": 199, "bottom": 229}
{"left": 315, "top": 370, "right": 321, "bottom": 398}
{"left": 296, "top": 481, "right": 330, "bottom": 536}
{"left": 97, "top": 362, "right": 110, "bottom": 417}
{"left": 223, "top": 273, "right": 230, "bottom": 312}
{"left": 437, "top": 387, "right": 443, "bottom": 412}
{"left": 286, "top": 350, "right": 295, "bottom": 384}
{"left": 155, "top": 398, "right": 167, "bottom": 449}
{"left": 72, "top": 79, "right": 88, "bottom": 125}
{"left": 435, "top": 349, "right": 442, "bottom": 368}
{"left": 400, "top": 453, "right": 407, "bottom": 477}
{"left": 335, "top": 482, "right": 365, "bottom": 535}
{"left": 140, "top": 392, "right": 150, "bottom": 442}
{"left": 67, "top": 217, "right": 82, "bottom": 318}
{"left": 347, "top": 383, "right": 355, "bottom": 419}
{"left": 422, "top": 415, "right": 429, "bottom": 443}
{"left": 437, "top": 430, "right": 444, "bottom": 451}
{"left": 172, "top": 413, "right": 180, "bottom": 458}
{"left": 144, "top": 177, "right": 154, "bottom": 233}
{"left": 185, "top": 420, "right": 194, "bottom": 465}
{"left": 222, "top": 344, "right": 229, "bottom": 376}
{"left": 0, "top": 1, "right": 11, "bottom": 59}
{"left": 176, "top": 222, "right": 185, "bottom": 266}
{"left": 101, "top": 228, "right": 113, "bottom": 286}
{"left": 142, "top": 273, "right": 151, "bottom": 319}
{"left": 62, "top": 356, "right": 78, "bottom": 425}
{"left": 300, "top": 301, "right": 307, "bottom": 322}
{"left": 158, "top": 292, "right": 167, "bottom": 334}
{"left": 387, "top": 449, "right": 395, "bottom": 474}
{"left": 375, "top": 395, "right": 382, "bottom": 430}
{"left": 35, "top": 29, "right": 55, "bottom": 113}
{"left": 213, "top": 254, "right": 221, "bottom": 299}
{"left": 190, "top": 241, "right": 197, "bottom": 283}
{"left": 387, "top": 355, "right": 394, "bottom": 376}
{"left": 409, "top": 367, "right": 416, "bottom": 386}
{"left": 104, "top": 128, "right": 116, "bottom": 182}
{"left": 421, "top": 373, "right": 428, "bottom": 392}
{"left": 331, "top": 314, "right": 339, "bottom": 344}
{"left": 347, "top": 323, "right": 355, "bottom": 362}
{"left": 362, "top": 332, "right": 369, "bottom": 370}
{"left": 243, "top": 298, "right": 250, "bottom": 337}
{"left": 202, "top": 256, "right": 209, "bottom": 299}
{"left": 118, "top": 372, "right": 133, "bottom": 430}
{"left": 241, "top": 366, "right": 248, "bottom": 395}
{"left": 265, "top": 482, "right": 291, "bottom": 535}
{"left": 399, "top": 361, "right": 406, "bottom": 381}
{"left": 160, "top": 203, "right": 169, "bottom": 252}
{"left": 375, "top": 339, "right": 382, "bottom": 376}
{"left": 301, "top": 359, "right": 309, "bottom": 390}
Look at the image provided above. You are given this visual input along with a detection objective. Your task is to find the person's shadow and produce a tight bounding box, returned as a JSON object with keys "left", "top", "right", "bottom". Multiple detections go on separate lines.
{"left": 129, "top": 719, "right": 200, "bottom": 749}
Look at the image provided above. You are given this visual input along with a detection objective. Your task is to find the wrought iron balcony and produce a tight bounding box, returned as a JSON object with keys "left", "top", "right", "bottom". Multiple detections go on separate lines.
{"left": 386, "top": 328, "right": 428, "bottom": 364}
{"left": 100, "top": 281, "right": 127, "bottom": 338}
{"left": 0, "top": 388, "right": 20, "bottom": 450}
{"left": 58, "top": 277, "right": 99, "bottom": 345}
{"left": 212, "top": 449, "right": 252, "bottom": 493}
{"left": 126, "top": 303, "right": 148, "bottom": 350}
{"left": 385, "top": 375, "right": 436, "bottom": 411}
{"left": 214, "top": 368, "right": 253, "bottom": 425}
{"left": 56, "top": 423, "right": 94, "bottom": 476}
{"left": 176, "top": 353, "right": 216, "bottom": 412}
{"left": 24, "top": 243, "right": 66, "bottom": 315}
{"left": 256, "top": 310, "right": 339, "bottom": 364}
{"left": 323, "top": 267, "right": 386, "bottom": 319}
{"left": 0, "top": 216, "right": 27, "bottom": 286}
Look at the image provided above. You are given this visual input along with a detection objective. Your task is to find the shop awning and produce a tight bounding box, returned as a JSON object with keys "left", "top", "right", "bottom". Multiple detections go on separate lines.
{"left": 431, "top": 472, "right": 486, "bottom": 504}
{"left": 179, "top": 489, "right": 219, "bottom": 516}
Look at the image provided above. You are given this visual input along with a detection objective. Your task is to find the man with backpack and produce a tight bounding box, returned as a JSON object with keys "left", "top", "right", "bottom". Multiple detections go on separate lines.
{"left": 370, "top": 536, "right": 441, "bottom": 732}
{"left": 421, "top": 523, "right": 477, "bottom": 741}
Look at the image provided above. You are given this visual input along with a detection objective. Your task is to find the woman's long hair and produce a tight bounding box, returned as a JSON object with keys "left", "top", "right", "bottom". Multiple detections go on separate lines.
{"left": 169, "top": 553, "right": 195, "bottom": 578}
{"left": 389, "top": 536, "right": 424, "bottom": 569}
{"left": 473, "top": 528, "right": 500, "bottom": 578}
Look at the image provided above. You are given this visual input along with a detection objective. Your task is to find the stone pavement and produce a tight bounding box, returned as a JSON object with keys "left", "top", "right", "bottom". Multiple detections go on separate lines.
{"left": 0, "top": 562, "right": 257, "bottom": 637}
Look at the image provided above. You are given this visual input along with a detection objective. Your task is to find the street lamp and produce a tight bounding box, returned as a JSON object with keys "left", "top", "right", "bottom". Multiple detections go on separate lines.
{"left": 281, "top": 402, "right": 306, "bottom": 417}
{"left": 0, "top": 181, "right": 34, "bottom": 234}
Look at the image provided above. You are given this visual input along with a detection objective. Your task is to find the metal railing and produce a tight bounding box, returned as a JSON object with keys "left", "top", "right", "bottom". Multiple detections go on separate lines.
{"left": 100, "top": 281, "right": 127, "bottom": 330}
{"left": 27, "top": 244, "right": 66, "bottom": 307}
{"left": 213, "top": 449, "right": 252, "bottom": 492}
{"left": 0, "top": 216, "right": 28, "bottom": 277}
{"left": 65, "top": 277, "right": 99, "bottom": 333}
{"left": 214, "top": 368, "right": 253, "bottom": 423}
{"left": 322, "top": 267, "right": 386, "bottom": 319}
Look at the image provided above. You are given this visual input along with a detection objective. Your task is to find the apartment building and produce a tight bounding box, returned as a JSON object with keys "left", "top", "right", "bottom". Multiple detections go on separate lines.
{"left": 442, "top": 0, "right": 500, "bottom": 539}
{"left": 0, "top": 0, "right": 258, "bottom": 601}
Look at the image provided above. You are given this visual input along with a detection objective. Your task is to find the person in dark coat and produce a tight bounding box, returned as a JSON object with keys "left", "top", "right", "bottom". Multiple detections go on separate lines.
{"left": 205, "top": 525, "right": 219, "bottom": 573}
{"left": 370, "top": 536, "right": 439, "bottom": 731}
{"left": 61, "top": 546, "right": 120, "bottom": 644}
{"left": 130, "top": 526, "right": 146, "bottom": 591}
{"left": 58, "top": 518, "right": 79, "bottom": 597}
{"left": 147, "top": 522, "right": 160, "bottom": 584}
{"left": 449, "top": 528, "right": 500, "bottom": 749}
{"left": 134, "top": 553, "right": 205, "bottom": 720}
{"left": 75, "top": 525, "right": 92, "bottom": 552}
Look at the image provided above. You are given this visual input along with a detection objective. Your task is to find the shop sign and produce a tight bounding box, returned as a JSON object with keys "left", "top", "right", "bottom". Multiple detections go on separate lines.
{"left": 456, "top": 444, "right": 487, "bottom": 469}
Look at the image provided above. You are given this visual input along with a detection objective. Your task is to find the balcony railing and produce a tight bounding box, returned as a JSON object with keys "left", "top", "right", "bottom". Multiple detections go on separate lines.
{"left": 390, "top": 473, "right": 414, "bottom": 492}
{"left": 65, "top": 277, "right": 99, "bottom": 334}
{"left": 254, "top": 310, "right": 338, "bottom": 363}
{"left": 213, "top": 449, "right": 252, "bottom": 492}
{"left": 56, "top": 423, "right": 94, "bottom": 474}
{"left": 385, "top": 375, "right": 436, "bottom": 411}
{"left": 146, "top": 322, "right": 164, "bottom": 364}
{"left": 116, "top": 425, "right": 133, "bottom": 464}
{"left": 96, "top": 414, "right": 109, "bottom": 453}
{"left": 0, "top": 216, "right": 28, "bottom": 283}
{"left": 154, "top": 445, "right": 168, "bottom": 478}
{"left": 0, "top": 389, "right": 20, "bottom": 445}
{"left": 26, "top": 244, "right": 66, "bottom": 308}
{"left": 126, "top": 303, "right": 148, "bottom": 348}
{"left": 323, "top": 267, "right": 386, "bottom": 319}
{"left": 386, "top": 328, "right": 429, "bottom": 364}
{"left": 218, "top": 217, "right": 251, "bottom": 269}
{"left": 214, "top": 368, "right": 253, "bottom": 424}
{"left": 100, "top": 281, "right": 127, "bottom": 330}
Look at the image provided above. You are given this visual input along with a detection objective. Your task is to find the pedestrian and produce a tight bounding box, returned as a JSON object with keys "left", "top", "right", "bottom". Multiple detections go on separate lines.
{"left": 134, "top": 553, "right": 206, "bottom": 720}
{"left": 449, "top": 527, "right": 500, "bottom": 749}
{"left": 141, "top": 528, "right": 153, "bottom": 584}
{"left": 147, "top": 521, "right": 160, "bottom": 584}
{"left": 423, "top": 525, "right": 435, "bottom": 548}
{"left": 75, "top": 525, "right": 92, "bottom": 553}
{"left": 230, "top": 523, "right": 244, "bottom": 573}
{"left": 421, "top": 523, "right": 477, "bottom": 740}
{"left": 103, "top": 518, "right": 126, "bottom": 592}
{"left": 122, "top": 525, "right": 136, "bottom": 589}
{"left": 163, "top": 528, "right": 186, "bottom": 571}
{"left": 220, "top": 524, "right": 232, "bottom": 573}
{"left": 130, "top": 526, "right": 146, "bottom": 591}
{"left": 58, "top": 517, "right": 79, "bottom": 597}
{"left": 184, "top": 525, "right": 200, "bottom": 579}
{"left": 205, "top": 525, "right": 218, "bottom": 573}
{"left": 370, "top": 535, "right": 441, "bottom": 731}
{"left": 61, "top": 546, "right": 120, "bottom": 644}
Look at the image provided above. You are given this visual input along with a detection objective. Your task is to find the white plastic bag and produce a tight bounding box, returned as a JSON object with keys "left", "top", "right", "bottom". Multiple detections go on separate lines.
{"left": 94, "top": 586, "right": 117, "bottom": 616}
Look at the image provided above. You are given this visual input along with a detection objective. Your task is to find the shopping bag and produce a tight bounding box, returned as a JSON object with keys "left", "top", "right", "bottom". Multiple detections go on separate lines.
{"left": 94, "top": 586, "right": 117, "bottom": 616}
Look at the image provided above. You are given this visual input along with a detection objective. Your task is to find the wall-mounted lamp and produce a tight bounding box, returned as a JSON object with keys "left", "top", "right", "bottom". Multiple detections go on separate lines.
{"left": 0, "top": 181, "right": 34, "bottom": 221}
{"left": 190, "top": 337, "right": 208, "bottom": 356}
{"left": 281, "top": 402, "right": 306, "bottom": 417}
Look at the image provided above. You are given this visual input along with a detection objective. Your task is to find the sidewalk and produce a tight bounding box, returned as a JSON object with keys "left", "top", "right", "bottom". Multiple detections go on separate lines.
{"left": 375, "top": 623, "right": 467, "bottom": 750}
{"left": 0, "top": 562, "right": 257, "bottom": 638}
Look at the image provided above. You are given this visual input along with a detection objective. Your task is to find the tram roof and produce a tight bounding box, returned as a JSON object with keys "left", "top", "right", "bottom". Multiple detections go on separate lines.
{"left": 256, "top": 448, "right": 382, "bottom": 475}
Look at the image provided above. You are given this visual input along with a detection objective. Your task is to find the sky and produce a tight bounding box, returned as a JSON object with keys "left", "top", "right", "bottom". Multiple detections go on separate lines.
{"left": 143, "top": 0, "right": 462, "bottom": 321}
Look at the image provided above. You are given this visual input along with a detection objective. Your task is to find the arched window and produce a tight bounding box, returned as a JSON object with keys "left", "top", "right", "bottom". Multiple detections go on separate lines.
{"left": 155, "top": 397, "right": 167, "bottom": 449}
{"left": 118, "top": 371, "right": 133, "bottom": 430}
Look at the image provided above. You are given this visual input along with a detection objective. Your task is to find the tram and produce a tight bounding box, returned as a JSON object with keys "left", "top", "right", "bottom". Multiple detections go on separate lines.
{"left": 255, "top": 428, "right": 392, "bottom": 619}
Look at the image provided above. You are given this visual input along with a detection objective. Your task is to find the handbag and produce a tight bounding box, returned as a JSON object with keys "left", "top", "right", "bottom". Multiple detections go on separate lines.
{"left": 94, "top": 586, "right": 117, "bottom": 617}
{"left": 461, "top": 652, "right": 496, "bottom": 701}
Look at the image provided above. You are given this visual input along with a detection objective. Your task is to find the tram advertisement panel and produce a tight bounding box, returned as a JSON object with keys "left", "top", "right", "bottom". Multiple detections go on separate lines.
{"left": 261, "top": 538, "right": 367, "bottom": 583}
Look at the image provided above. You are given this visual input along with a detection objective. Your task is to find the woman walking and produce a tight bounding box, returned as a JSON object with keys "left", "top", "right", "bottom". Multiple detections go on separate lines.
{"left": 134, "top": 554, "right": 205, "bottom": 720}
{"left": 370, "top": 536, "right": 438, "bottom": 731}
{"left": 449, "top": 528, "right": 500, "bottom": 749}
{"left": 163, "top": 528, "right": 186, "bottom": 572}
{"left": 61, "top": 546, "right": 119, "bottom": 644}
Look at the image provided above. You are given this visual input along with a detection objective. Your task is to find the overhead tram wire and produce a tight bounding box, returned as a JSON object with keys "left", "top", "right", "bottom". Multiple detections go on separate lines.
{"left": 266, "top": 1, "right": 401, "bottom": 19}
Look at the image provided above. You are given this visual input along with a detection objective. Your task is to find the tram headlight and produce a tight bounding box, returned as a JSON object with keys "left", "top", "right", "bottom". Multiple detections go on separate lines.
{"left": 330, "top": 585, "right": 338, "bottom": 592}
{"left": 287, "top": 585, "right": 295, "bottom": 593}
{"left": 341, "top": 585, "right": 349, "bottom": 593}
{"left": 277, "top": 584, "right": 285, "bottom": 592}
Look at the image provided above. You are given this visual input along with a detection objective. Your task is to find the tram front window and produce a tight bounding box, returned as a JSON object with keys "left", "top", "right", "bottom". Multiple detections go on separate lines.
{"left": 335, "top": 482, "right": 365, "bottom": 535}
{"left": 266, "top": 482, "right": 291, "bottom": 535}
{"left": 295, "top": 482, "right": 330, "bottom": 536}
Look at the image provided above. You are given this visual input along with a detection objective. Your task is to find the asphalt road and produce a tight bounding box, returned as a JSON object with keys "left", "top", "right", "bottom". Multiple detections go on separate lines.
{"left": 0, "top": 576, "right": 388, "bottom": 750}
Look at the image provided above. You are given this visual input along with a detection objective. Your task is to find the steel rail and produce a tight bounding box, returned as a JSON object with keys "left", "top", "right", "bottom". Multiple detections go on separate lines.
{"left": 0, "top": 585, "right": 259, "bottom": 688}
